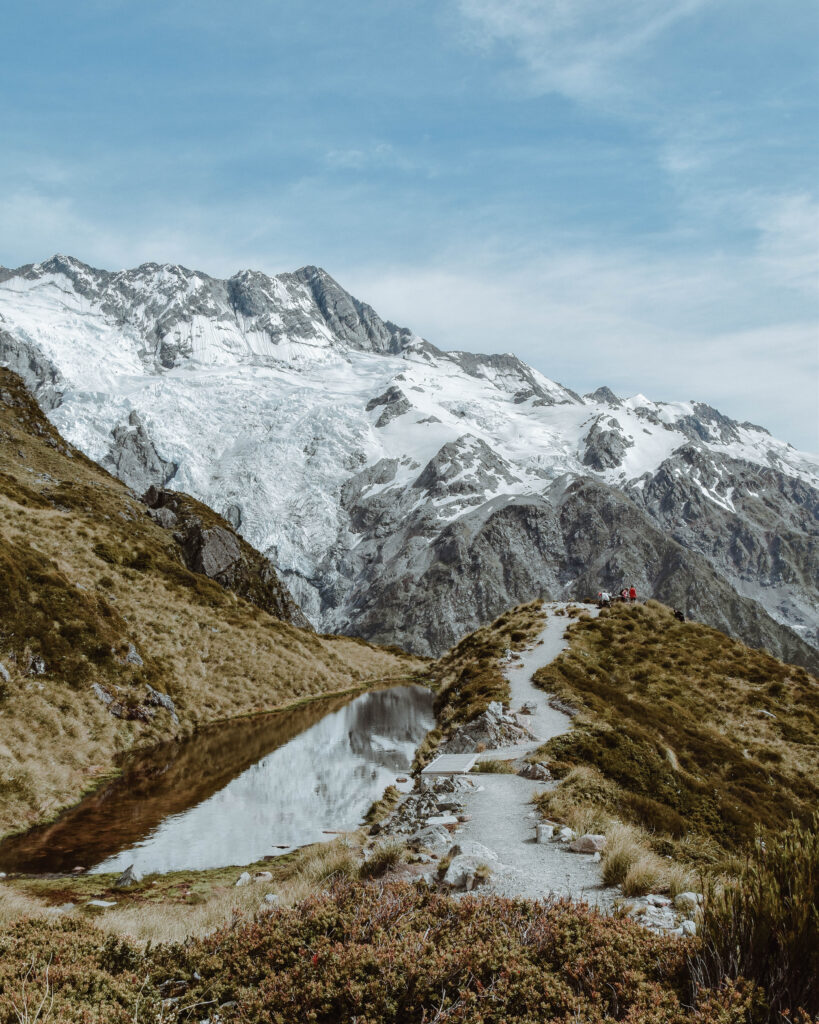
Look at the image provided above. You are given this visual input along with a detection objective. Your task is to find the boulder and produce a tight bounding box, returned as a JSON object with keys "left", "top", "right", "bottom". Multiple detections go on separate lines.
{"left": 442, "top": 855, "right": 491, "bottom": 890}
{"left": 517, "top": 762, "right": 552, "bottom": 781}
{"left": 114, "top": 864, "right": 142, "bottom": 888}
{"left": 447, "top": 840, "right": 498, "bottom": 862}
{"left": 680, "top": 919, "right": 697, "bottom": 936}
{"left": 406, "top": 826, "right": 451, "bottom": 852}
{"left": 235, "top": 872, "right": 251, "bottom": 887}
{"left": 568, "top": 833, "right": 606, "bottom": 854}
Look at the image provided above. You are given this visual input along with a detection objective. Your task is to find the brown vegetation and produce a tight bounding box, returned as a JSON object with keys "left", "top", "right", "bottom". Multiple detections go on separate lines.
{"left": 530, "top": 601, "right": 818, "bottom": 862}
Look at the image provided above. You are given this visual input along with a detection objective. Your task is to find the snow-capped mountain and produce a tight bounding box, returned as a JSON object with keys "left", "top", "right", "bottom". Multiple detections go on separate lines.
{"left": 1, "top": 254, "right": 817, "bottom": 667}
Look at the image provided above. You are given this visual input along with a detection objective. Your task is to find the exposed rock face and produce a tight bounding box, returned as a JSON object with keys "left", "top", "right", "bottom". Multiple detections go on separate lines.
{"left": 438, "top": 701, "right": 536, "bottom": 754}
{"left": 582, "top": 416, "right": 634, "bottom": 471}
{"left": 101, "top": 411, "right": 177, "bottom": 494}
{"left": 628, "top": 447, "right": 819, "bottom": 648}
{"left": 142, "top": 487, "right": 311, "bottom": 629}
{"left": 0, "top": 255, "right": 816, "bottom": 668}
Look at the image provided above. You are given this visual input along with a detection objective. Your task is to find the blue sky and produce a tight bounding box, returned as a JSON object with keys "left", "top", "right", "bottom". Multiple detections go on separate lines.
{"left": 1, "top": 0, "right": 817, "bottom": 447}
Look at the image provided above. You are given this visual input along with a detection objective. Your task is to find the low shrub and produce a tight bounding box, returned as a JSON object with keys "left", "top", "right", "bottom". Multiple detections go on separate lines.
{"left": 359, "top": 840, "right": 405, "bottom": 879}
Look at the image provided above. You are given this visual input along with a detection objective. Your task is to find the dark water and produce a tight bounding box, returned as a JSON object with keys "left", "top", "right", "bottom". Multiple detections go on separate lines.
{"left": 0, "top": 685, "right": 434, "bottom": 875}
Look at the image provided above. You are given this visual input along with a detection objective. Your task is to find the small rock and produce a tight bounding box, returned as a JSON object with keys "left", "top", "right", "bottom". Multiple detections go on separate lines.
{"left": 254, "top": 871, "right": 273, "bottom": 883}
{"left": 124, "top": 643, "right": 143, "bottom": 667}
{"left": 556, "top": 827, "right": 576, "bottom": 843}
{"left": 680, "top": 919, "right": 697, "bottom": 936}
{"left": 263, "top": 893, "right": 279, "bottom": 905}
{"left": 72, "top": 866, "right": 86, "bottom": 874}
{"left": 0, "top": 663, "right": 10, "bottom": 684}
{"left": 396, "top": 777, "right": 408, "bottom": 783}
{"left": 235, "top": 872, "right": 251, "bottom": 887}
{"left": 87, "top": 899, "right": 117, "bottom": 908}
{"left": 568, "top": 833, "right": 606, "bottom": 854}
{"left": 426, "top": 814, "right": 458, "bottom": 827}
{"left": 535, "top": 823, "right": 554, "bottom": 844}
{"left": 115, "top": 864, "right": 143, "bottom": 888}
{"left": 517, "top": 762, "right": 552, "bottom": 781}
{"left": 645, "top": 894, "right": 671, "bottom": 907}
{"left": 674, "top": 891, "right": 702, "bottom": 912}
{"left": 592, "top": 852, "right": 601, "bottom": 863}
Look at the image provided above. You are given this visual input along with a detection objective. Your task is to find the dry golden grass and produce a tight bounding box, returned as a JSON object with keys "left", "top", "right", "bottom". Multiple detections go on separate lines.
{"left": 0, "top": 370, "right": 425, "bottom": 837}
{"left": 0, "top": 837, "right": 366, "bottom": 945}
{"left": 531, "top": 601, "right": 818, "bottom": 857}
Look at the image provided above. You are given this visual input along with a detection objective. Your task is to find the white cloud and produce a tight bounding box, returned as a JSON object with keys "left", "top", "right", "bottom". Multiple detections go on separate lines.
{"left": 346, "top": 238, "right": 819, "bottom": 450}
{"left": 455, "top": 0, "right": 713, "bottom": 102}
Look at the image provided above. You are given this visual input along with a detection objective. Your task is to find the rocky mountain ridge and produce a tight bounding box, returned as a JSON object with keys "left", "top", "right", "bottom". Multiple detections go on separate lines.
{"left": 1, "top": 254, "right": 816, "bottom": 667}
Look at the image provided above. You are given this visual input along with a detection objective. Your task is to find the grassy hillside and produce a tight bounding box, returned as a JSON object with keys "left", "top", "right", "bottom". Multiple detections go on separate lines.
{"left": 531, "top": 601, "right": 818, "bottom": 864}
{"left": 0, "top": 369, "right": 423, "bottom": 838}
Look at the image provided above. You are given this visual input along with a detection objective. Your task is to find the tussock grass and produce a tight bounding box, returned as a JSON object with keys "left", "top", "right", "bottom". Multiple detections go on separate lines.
{"left": 472, "top": 758, "right": 516, "bottom": 774}
{"left": 363, "top": 785, "right": 401, "bottom": 825}
{"left": 691, "top": 816, "right": 819, "bottom": 1022}
{"left": 531, "top": 601, "right": 818, "bottom": 857}
{"left": 359, "top": 839, "right": 405, "bottom": 879}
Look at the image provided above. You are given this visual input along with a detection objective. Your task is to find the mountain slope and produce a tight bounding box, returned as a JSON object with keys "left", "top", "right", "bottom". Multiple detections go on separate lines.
{"left": 0, "top": 368, "right": 420, "bottom": 839}
{"left": 0, "top": 255, "right": 816, "bottom": 667}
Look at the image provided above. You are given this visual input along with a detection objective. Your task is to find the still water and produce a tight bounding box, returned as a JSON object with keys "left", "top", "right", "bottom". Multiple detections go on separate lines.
{"left": 0, "top": 685, "right": 434, "bottom": 876}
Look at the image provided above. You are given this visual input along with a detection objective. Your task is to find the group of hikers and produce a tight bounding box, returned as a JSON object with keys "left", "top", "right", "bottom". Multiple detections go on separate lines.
{"left": 594, "top": 588, "right": 687, "bottom": 623}
{"left": 596, "top": 586, "right": 637, "bottom": 608}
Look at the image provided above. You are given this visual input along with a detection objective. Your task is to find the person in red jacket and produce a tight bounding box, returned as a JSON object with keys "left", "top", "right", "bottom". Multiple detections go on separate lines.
{"left": 629, "top": 586, "right": 637, "bottom": 602}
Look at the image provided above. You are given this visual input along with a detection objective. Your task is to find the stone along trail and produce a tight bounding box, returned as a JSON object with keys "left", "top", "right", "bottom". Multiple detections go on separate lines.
{"left": 451, "top": 604, "right": 618, "bottom": 906}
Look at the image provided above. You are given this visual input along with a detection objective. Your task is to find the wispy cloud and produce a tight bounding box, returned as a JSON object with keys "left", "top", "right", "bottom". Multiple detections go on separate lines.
{"left": 455, "top": 0, "right": 713, "bottom": 102}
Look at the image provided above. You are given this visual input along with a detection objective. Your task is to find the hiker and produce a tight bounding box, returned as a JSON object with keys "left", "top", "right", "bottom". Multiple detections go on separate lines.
{"left": 620, "top": 588, "right": 628, "bottom": 603}
{"left": 673, "top": 608, "right": 685, "bottom": 623}
{"left": 597, "top": 590, "right": 611, "bottom": 609}
{"left": 629, "top": 585, "right": 637, "bottom": 603}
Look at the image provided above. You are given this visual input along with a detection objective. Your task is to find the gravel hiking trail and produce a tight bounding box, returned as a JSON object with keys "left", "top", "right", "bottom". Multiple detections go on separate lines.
{"left": 454, "top": 603, "right": 618, "bottom": 907}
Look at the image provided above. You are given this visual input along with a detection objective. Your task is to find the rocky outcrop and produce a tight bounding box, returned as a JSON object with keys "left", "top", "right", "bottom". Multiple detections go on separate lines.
{"left": 142, "top": 487, "right": 311, "bottom": 629}
{"left": 438, "top": 701, "right": 536, "bottom": 754}
{"left": 101, "top": 411, "right": 178, "bottom": 494}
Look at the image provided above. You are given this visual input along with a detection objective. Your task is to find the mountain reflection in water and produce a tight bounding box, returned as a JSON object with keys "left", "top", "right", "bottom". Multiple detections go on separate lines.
{"left": 0, "top": 685, "right": 434, "bottom": 875}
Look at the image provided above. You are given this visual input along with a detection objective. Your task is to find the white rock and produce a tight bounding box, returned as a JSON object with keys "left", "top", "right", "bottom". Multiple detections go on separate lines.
{"left": 680, "top": 919, "right": 697, "bottom": 936}
{"left": 592, "top": 852, "right": 601, "bottom": 863}
{"left": 443, "top": 854, "right": 492, "bottom": 889}
{"left": 674, "top": 891, "right": 702, "bottom": 912}
{"left": 535, "top": 823, "right": 554, "bottom": 844}
{"left": 645, "top": 894, "right": 671, "bottom": 907}
{"left": 263, "top": 893, "right": 279, "bottom": 905}
{"left": 235, "top": 871, "right": 252, "bottom": 887}
{"left": 568, "top": 833, "right": 606, "bottom": 854}
{"left": 426, "top": 814, "right": 458, "bottom": 826}
{"left": 449, "top": 840, "right": 498, "bottom": 861}
{"left": 254, "top": 871, "right": 273, "bottom": 882}
{"left": 87, "top": 899, "right": 117, "bottom": 908}
{"left": 556, "top": 826, "right": 576, "bottom": 843}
